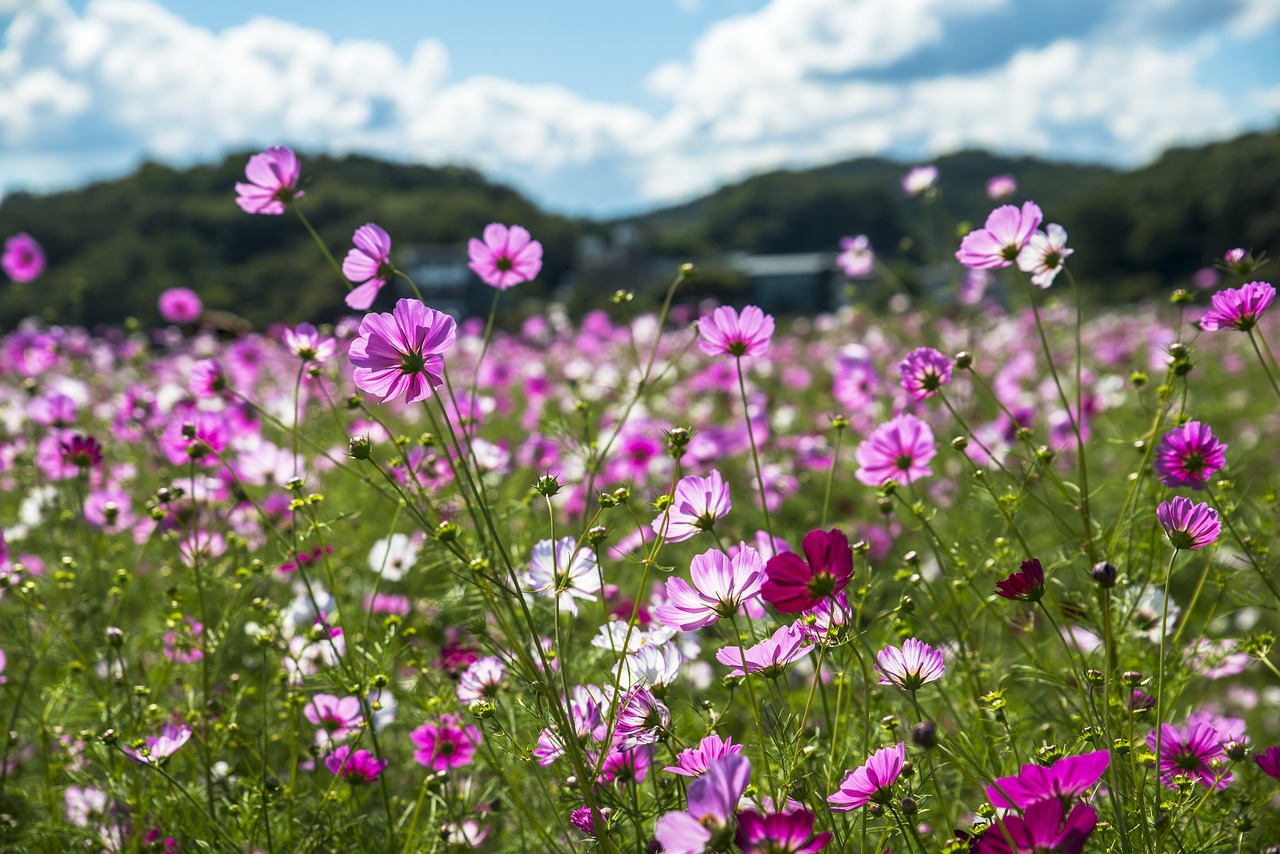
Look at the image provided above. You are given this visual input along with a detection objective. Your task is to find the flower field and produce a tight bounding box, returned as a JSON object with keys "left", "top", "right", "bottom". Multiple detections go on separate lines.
{"left": 0, "top": 150, "right": 1278, "bottom": 853}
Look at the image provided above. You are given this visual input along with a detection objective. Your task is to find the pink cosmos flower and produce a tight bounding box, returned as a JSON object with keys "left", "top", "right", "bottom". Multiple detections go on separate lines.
{"left": 898, "top": 347, "right": 952, "bottom": 401}
{"left": 735, "top": 808, "right": 832, "bottom": 853}
{"left": 468, "top": 223, "right": 543, "bottom": 290}
{"left": 655, "top": 545, "right": 765, "bottom": 631}
{"left": 973, "top": 799, "right": 1097, "bottom": 854}
{"left": 1155, "top": 421, "right": 1227, "bottom": 491}
{"left": 283, "top": 322, "right": 336, "bottom": 362}
{"left": 854, "top": 413, "right": 936, "bottom": 486}
{"left": 325, "top": 746, "right": 387, "bottom": 784}
{"left": 698, "top": 305, "right": 775, "bottom": 358}
{"left": 304, "top": 694, "right": 364, "bottom": 742}
{"left": 828, "top": 743, "right": 906, "bottom": 810}
{"left": 343, "top": 223, "right": 394, "bottom": 310}
{"left": 158, "top": 288, "right": 202, "bottom": 324}
{"left": 1147, "top": 720, "right": 1231, "bottom": 789}
{"left": 665, "top": 733, "right": 745, "bottom": 777}
{"left": 234, "top": 146, "right": 303, "bottom": 215}
{"left": 456, "top": 656, "right": 506, "bottom": 704}
{"left": 60, "top": 434, "right": 102, "bottom": 469}
{"left": 653, "top": 471, "right": 732, "bottom": 542}
{"left": 836, "top": 235, "right": 874, "bottom": 278}
{"left": 1017, "top": 223, "right": 1073, "bottom": 288}
{"left": 761, "top": 528, "right": 853, "bottom": 613}
{"left": 1199, "top": 281, "right": 1275, "bottom": 331}
{"left": 123, "top": 724, "right": 192, "bottom": 766}
{"left": 902, "top": 165, "right": 938, "bottom": 197}
{"left": 986, "top": 174, "right": 1017, "bottom": 200}
{"left": 613, "top": 687, "right": 671, "bottom": 751}
{"left": 716, "top": 623, "right": 814, "bottom": 678}
{"left": 876, "top": 638, "right": 945, "bottom": 691}
{"left": 348, "top": 298, "right": 457, "bottom": 405}
{"left": 190, "top": 359, "right": 229, "bottom": 398}
{"left": 3, "top": 233, "right": 46, "bottom": 282}
{"left": 1256, "top": 745, "right": 1280, "bottom": 779}
{"left": 955, "top": 202, "right": 1044, "bottom": 269}
{"left": 987, "top": 750, "right": 1110, "bottom": 808}
{"left": 655, "top": 754, "right": 751, "bottom": 854}
{"left": 1156, "top": 497, "right": 1221, "bottom": 550}
{"left": 410, "top": 714, "right": 481, "bottom": 772}
{"left": 994, "top": 558, "right": 1045, "bottom": 603}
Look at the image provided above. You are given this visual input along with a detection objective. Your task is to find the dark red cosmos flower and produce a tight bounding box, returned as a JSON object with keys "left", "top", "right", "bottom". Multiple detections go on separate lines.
{"left": 995, "top": 558, "right": 1045, "bottom": 602}
{"left": 761, "top": 528, "right": 853, "bottom": 613}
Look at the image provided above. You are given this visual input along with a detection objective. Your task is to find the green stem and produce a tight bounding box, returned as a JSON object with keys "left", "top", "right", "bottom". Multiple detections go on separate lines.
{"left": 293, "top": 205, "right": 346, "bottom": 285}
{"left": 736, "top": 356, "right": 774, "bottom": 541}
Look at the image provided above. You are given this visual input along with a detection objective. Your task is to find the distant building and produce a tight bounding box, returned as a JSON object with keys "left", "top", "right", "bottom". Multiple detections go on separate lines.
{"left": 395, "top": 245, "right": 484, "bottom": 318}
{"left": 728, "top": 252, "right": 842, "bottom": 314}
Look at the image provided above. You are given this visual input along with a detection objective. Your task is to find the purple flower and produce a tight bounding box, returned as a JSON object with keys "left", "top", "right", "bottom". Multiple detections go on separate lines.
{"left": 760, "top": 528, "right": 853, "bottom": 614}
{"left": 1147, "top": 720, "right": 1232, "bottom": 789}
{"left": 234, "top": 146, "right": 303, "bottom": 215}
{"left": 653, "top": 471, "right": 732, "bottom": 543}
{"left": 343, "top": 223, "right": 394, "bottom": 310}
{"left": 613, "top": 687, "right": 671, "bottom": 751}
{"left": 994, "top": 558, "right": 1045, "bottom": 603}
{"left": 735, "top": 808, "right": 832, "bottom": 853}
{"left": 325, "top": 746, "right": 388, "bottom": 784}
{"left": 1155, "top": 421, "right": 1227, "bottom": 491}
{"left": 716, "top": 623, "right": 814, "bottom": 678}
{"left": 655, "top": 545, "right": 765, "bottom": 631}
{"left": 836, "top": 235, "right": 874, "bottom": 278}
{"left": 987, "top": 750, "right": 1110, "bottom": 808}
{"left": 828, "top": 743, "right": 905, "bottom": 810}
{"left": 854, "top": 413, "right": 936, "bottom": 486}
{"left": 1156, "top": 496, "right": 1221, "bottom": 550}
{"left": 654, "top": 754, "right": 751, "bottom": 854}
{"left": 665, "top": 733, "right": 744, "bottom": 777}
{"left": 876, "top": 638, "right": 945, "bottom": 691}
{"left": 348, "top": 298, "right": 457, "bottom": 405}
{"left": 123, "top": 724, "right": 192, "bottom": 766}
{"left": 1256, "top": 745, "right": 1280, "bottom": 780}
{"left": 698, "top": 305, "right": 775, "bottom": 358}
{"left": 468, "top": 223, "right": 543, "bottom": 290}
{"left": 955, "top": 202, "right": 1044, "bottom": 269}
{"left": 1199, "top": 281, "right": 1275, "bottom": 332}
{"left": 411, "top": 714, "right": 481, "bottom": 772}
{"left": 3, "top": 233, "right": 46, "bottom": 282}
{"left": 158, "top": 287, "right": 202, "bottom": 324}
{"left": 898, "top": 347, "right": 952, "bottom": 401}
{"left": 973, "top": 799, "right": 1097, "bottom": 854}
{"left": 1016, "top": 223, "right": 1073, "bottom": 288}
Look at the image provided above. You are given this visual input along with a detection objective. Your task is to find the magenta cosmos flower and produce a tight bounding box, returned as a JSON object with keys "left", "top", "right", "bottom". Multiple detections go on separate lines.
{"left": 761, "top": 528, "right": 853, "bottom": 613}
{"left": 1147, "top": 720, "right": 1231, "bottom": 789}
{"left": 735, "top": 808, "right": 832, "bottom": 854}
{"left": 665, "top": 733, "right": 745, "bottom": 777}
{"left": 994, "top": 558, "right": 1045, "bottom": 603}
{"left": 1017, "top": 223, "right": 1072, "bottom": 288}
{"left": 973, "top": 799, "right": 1097, "bottom": 854}
{"left": 343, "top": 223, "right": 394, "bottom": 310}
{"left": 2, "top": 233, "right": 46, "bottom": 282}
{"left": 655, "top": 754, "right": 750, "bottom": 854}
{"left": 1155, "top": 421, "right": 1227, "bottom": 490}
{"left": 653, "top": 470, "right": 732, "bottom": 542}
{"left": 123, "top": 724, "right": 192, "bottom": 766}
{"left": 876, "top": 638, "right": 945, "bottom": 691}
{"left": 898, "top": 347, "right": 952, "bottom": 401}
{"left": 655, "top": 545, "right": 765, "bottom": 631}
{"left": 468, "top": 223, "right": 543, "bottom": 290}
{"left": 325, "top": 746, "right": 388, "bottom": 784}
{"left": 1199, "top": 281, "right": 1275, "bottom": 332}
{"left": 987, "top": 750, "right": 1110, "bottom": 808}
{"left": 1156, "top": 496, "right": 1221, "bottom": 550}
{"left": 716, "top": 623, "right": 814, "bottom": 678}
{"left": 411, "top": 714, "right": 481, "bottom": 772}
{"left": 1256, "top": 745, "right": 1280, "bottom": 779}
{"left": 837, "top": 235, "right": 874, "bottom": 278}
{"left": 854, "top": 413, "right": 936, "bottom": 486}
{"left": 698, "top": 305, "right": 775, "bottom": 358}
{"left": 828, "top": 743, "right": 906, "bottom": 810}
{"left": 158, "top": 287, "right": 202, "bottom": 324}
{"left": 284, "top": 322, "right": 336, "bottom": 363}
{"left": 234, "top": 146, "right": 303, "bottom": 215}
{"left": 348, "top": 298, "right": 457, "bottom": 405}
{"left": 955, "top": 202, "right": 1044, "bottom": 269}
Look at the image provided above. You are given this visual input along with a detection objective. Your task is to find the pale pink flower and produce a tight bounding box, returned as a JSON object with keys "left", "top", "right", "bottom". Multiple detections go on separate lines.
{"left": 955, "top": 202, "right": 1044, "bottom": 269}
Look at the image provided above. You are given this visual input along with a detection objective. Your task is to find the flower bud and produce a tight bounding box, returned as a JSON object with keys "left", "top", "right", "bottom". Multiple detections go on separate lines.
{"left": 1091, "top": 561, "right": 1118, "bottom": 588}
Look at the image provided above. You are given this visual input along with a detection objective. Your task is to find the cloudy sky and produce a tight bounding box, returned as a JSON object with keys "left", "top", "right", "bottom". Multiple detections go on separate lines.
{"left": 2, "top": 0, "right": 1279, "bottom": 214}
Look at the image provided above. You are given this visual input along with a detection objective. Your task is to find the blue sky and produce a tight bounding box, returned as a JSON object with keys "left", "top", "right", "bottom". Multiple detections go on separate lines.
{"left": 3, "top": 0, "right": 1280, "bottom": 214}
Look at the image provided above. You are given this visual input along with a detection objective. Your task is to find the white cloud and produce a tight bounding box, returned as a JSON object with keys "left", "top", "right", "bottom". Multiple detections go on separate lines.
{"left": 1231, "top": 0, "right": 1280, "bottom": 36}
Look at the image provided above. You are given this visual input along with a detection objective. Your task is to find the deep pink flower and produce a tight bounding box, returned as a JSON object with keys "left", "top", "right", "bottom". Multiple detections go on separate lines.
{"left": 1148, "top": 719, "right": 1233, "bottom": 789}
{"left": 716, "top": 623, "right": 814, "bottom": 678}
{"left": 1155, "top": 421, "right": 1227, "bottom": 490}
{"left": 570, "top": 806, "right": 611, "bottom": 835}
{"left": 160, "top": 410, "right": 228, "bottom": 466}
{"left": 665, "top": 733, "right": 744, "bottom": 778}
{"left": 828, "top": 743, "right": 905, "bottom": 811}
{"left": 898, "top": 347, "right": 952, "bottom": 401}
{"left": 854, "top": 413, "right": 936, "bottom": 486}
{"left": 987, "top": 174, "right": 1017, "bottom": 200}
{"left": 1256, "top": 745, "right": 1280, "bottom": 779}
{"left": 190, "top": 359, "right": 229, "bottom": 398}
{"left": 3, "top": 233, "right": 46, "bottom": 282}
{"left": 994, "top": 558, "right": 1045, "bottom": 603}
{"left": 655, "top": 545, "right": 765, "bottom": 631}
{"left": 235, "top": 146, "right": 303, "bottom": 215}
{"left": 468, "top": 223, "right": 542, "bottom": 290}
{"left": 343, "top": 223, "right": 394, "bottom": 310}
{"left": 655, "top": 754, "right": 750, "bottom": 854}
{"left": 1156, "top": 497, "right": 1221, "bottom": 550}
{"left": 735, "top": 808, "right": 832, "bottom": 853}
{"left": 955, "top": 202, "right": 1044, "bottom": 269}
{"left": 973, "top": 799, "right": 1097, "bottom": 854}
{"left": 325, "top": 746, "right": 387, "bottom": 784}
{"left": 760, "top": 528, "right": 853, "bottom": 613}
{"left": 158, "top": 288, "right": 202, "bottom": 324}
{"left": 1199, "top": 281, "right": 1275, "bottom": 332}
{"left": 60, "top": 434, "right": 102, "bottom": 469}
{"left": 348, "top": 298, "right": 457, "bottom": 405}
{"left": 653, "top": 471, "right": 732, "bottom": 543}
{"left": 123, "top": 724, "right": 192, "bottom": 766}
{"left": 876, "top": 638, "right": 945, "bottom": 691}
{"left": 837, "top": 235, "right": 874, "bottom": 278}
{"left": 698, "top": 305, "right": 775, "bottom": 358}
{"left": 410, "top": 714, "right": 481, "bottom": 772}
{"left": 597, "top": 744, "right": 654, "bottom": 786}
{"left": 987, "top": 750, "right": 1110, "bottom": 808}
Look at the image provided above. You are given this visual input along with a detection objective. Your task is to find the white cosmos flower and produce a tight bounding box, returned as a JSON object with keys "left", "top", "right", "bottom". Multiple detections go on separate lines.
{"left": 521, "top": 537, "right": 601, "bottom": 615}
{"left": 368, "top": 533, "right": 419, "bottom": 582}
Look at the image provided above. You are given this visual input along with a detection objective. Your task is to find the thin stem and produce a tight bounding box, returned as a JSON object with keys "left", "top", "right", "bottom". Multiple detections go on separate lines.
{"left": 1154, "top": 548, "right": 1180, "bottom": 854}
{"left": 736, "top": 356, "right": 774, "bottom": 541}
{"left": 1247, "top": 329, "right": 1280, "bottom": 403}
{"left": 293, "top": 205, "right": 346, "bottom": 285}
